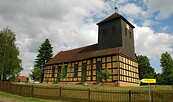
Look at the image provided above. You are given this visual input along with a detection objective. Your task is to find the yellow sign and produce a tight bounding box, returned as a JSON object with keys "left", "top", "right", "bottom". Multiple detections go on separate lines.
{"left": 140, "top": 79, "right": 156, "bottom": 83}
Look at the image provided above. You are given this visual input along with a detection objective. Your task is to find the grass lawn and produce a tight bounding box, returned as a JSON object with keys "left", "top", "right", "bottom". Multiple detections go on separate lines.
{"left": 17, "top": 83, "right": 173, "bottom": 91}
{"left": 0, "top": 91, "right": 66, "bottom": 102}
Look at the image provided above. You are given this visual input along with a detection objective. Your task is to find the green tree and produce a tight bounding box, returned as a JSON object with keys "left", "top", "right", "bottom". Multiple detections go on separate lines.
{"left": 56, "top": 65, "right": 67, "bottom": 83}
{"left": 61, "top": 65, "right": 67, "bottom": 79}
{"left": 97, "top": 67, "right": 111, "bottom": 82}
{"left": 160, "top": 52, "right": 173, "bottom": 85}
{"left": 137, "top": 55, "right": 155, "bottom": 79}
{"left": 29, "top": 67, "right": 43, "bottom": 81}
{"left": 34, "top": 39, "right": 53, "bottom": 82}
{"left": 155, "top": 73, "right": 164, "bottom": 84}
{"left": 0, "top": 27, "right": 23, "bottom": 81}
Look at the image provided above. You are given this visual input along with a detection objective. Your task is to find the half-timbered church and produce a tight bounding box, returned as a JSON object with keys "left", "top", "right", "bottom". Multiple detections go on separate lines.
{"left": 43, "top": 13, "right": 140, "bottom": 86}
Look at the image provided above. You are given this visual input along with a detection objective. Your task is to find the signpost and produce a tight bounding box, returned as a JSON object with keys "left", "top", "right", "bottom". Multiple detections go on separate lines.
{"left": 140, "top": 79, "right": 156, "bottom": 102}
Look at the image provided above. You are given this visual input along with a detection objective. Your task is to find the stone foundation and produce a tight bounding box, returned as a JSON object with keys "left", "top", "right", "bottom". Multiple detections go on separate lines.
{"left": 118, "top": 81, "right": 140, "bottom": 87}
{"left": 42, "top": 81, "right": 140, "bottom": 87}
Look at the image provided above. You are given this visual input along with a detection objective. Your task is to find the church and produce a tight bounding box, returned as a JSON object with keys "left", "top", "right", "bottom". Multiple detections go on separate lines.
{"left": 43, "top": 13, "right": 140, "bottom": 87}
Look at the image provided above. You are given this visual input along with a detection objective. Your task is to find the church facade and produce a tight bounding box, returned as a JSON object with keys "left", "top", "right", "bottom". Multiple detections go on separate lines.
{"left": 43, "top": 13, "right": 139, "bottom": 87}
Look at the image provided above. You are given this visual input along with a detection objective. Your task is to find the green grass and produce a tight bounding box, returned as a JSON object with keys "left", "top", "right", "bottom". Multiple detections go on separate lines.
{"left": 0, "top": 91, "right": 65, "bottom": 102}
{"left": 17, "top": 83, "right": 173, "bottom": 90}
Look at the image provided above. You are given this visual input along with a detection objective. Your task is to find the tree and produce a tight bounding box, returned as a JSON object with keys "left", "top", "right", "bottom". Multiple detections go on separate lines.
{"left": 61, "top": 65, "right": 67, "bottom": 79}
{"left": 160, "top": 52, "right": 173, "bottom": 85}
{"left": 29, "top": 67, "right": 43, "bottom": 81}
{"left": 155, "top": 73, "right": 164, "bottom": 84}
{"left": 97, "top": 67, "right": 111, "bottom": 82}
{"left": 34, "top": 39, "right": 53, "bottom": 82}
{"left": 56, "top": 65, "right": 67, "bottom": 83}
{"left": 0, "top": 27, "right": 23, "bottom": 81}
{"left": 137, "top": 55, "right": 155, "bottom": 79}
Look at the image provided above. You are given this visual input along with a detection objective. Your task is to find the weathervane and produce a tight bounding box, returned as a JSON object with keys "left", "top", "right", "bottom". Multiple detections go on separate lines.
{"left": 114, "top": 2, "right": 118, "bottom": 12}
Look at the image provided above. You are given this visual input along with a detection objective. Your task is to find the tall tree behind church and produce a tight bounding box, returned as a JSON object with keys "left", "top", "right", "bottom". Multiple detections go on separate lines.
{"left": 160, "top": 52, "right": 173, "bottom": 85}
{"left": 0, "top": 27, "right": 23, "bottom": 81}
{"left": 35, "top": 39, "right": 53, "bottom": 82}
{"left": 137, "top": 55, "right": 155, "bottom": 79}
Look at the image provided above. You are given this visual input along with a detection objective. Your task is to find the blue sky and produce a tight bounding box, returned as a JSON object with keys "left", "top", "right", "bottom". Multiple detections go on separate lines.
{"left": 0, "top": 0, "right": 173, "bottom": 76}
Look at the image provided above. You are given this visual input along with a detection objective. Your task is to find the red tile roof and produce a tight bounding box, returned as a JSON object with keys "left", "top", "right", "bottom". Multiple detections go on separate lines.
{"left": 97, "top": 13, "right": 135, "bottom": 28}
{"left": 46, "top": 44, "right": 122, "bottom": 65}
{"left": 17, "top": 76, "right": 28, "bottom": 82}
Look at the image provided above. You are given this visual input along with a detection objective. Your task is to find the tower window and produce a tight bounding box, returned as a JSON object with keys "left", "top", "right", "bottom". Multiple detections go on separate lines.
{"left": 125, "top": 28, "right": 127, "bottom": 36}
{"left": 129, "top": 31, "right": 132, "bottom": 39}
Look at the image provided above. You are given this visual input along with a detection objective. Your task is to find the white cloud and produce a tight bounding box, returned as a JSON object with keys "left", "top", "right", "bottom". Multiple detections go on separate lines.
{"left": 0, "top": 0, "right": 112, "bottom": 76}
{"left": 145, "top": 0, "right": 173, "bottom": 20}
{"left": 134, "top": 26, "right": 173, "bottom": 59}
{"left": 119, "top": 3, "right": 147, "bottom": 19}
{"left": 0, "top": 0, "right": 172, "bottom": 76}
{"left": 160, "top": 26, "right": 170, "bottom": 32}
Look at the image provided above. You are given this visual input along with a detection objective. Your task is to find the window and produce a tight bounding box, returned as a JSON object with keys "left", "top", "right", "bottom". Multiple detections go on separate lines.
{"left": 129, "top": 31, "right": 132, "bottom": 39}
{"left": 52, "top": 67, "right": 55, "bottom": 78}
{"left": 125, "top": 28, "right": 127, "bottom": 36}
{"left": 74, "top": 64, "right": 78, "bottom": 78}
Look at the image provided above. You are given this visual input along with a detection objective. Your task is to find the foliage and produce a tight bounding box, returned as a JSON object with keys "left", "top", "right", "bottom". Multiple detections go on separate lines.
{"left": 26, "top": 78, "right": 29, "bottom": 83}
{"left": 160, "top": 52, "right": 173, "bottom": 84}
{"left": 55, "top": 65, "right": 67, "bottom": 83}
{"left": 61, "top": 65, "right": 67, "bottom": 79}
{"left": 0, "top": 27, "right": 23, "bottom": 81}
{"left": 30, "top": 67, "right": 43, "bottom": 81}
{"left": 46, "top": 78, "right": 49, "bottom": 83}
{"left": 155, "top": 73, "right": 164, "bottom": 84}
{"left": 34, "top": 38, "right": 53, "bottom": 82}
{"left": 18, "top": 79, "right": 20, "bottom": 83}
{"left": 137, "top": 55, "right": 156, "bottom": 79}
{"left": 97, "top": 67, "right": 111, "bottom": 82}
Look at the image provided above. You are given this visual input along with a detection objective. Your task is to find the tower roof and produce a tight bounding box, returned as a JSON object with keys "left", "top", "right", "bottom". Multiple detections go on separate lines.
{"left": 97, "top": 13, "right": 135, "bottom": 28}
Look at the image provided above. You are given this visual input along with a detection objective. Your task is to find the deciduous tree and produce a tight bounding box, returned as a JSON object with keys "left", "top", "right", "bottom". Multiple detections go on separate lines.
{"left": 160, "top": 52, "right": 173, "bottom": 85}
{"left": 137, "top": 55, "right": 155, "bottom": 79}
{"left": 0, "top": 27, "right": 23, "bottom": 81}
{"left": 29, "top": 67, "right": 43, "bottom": 81}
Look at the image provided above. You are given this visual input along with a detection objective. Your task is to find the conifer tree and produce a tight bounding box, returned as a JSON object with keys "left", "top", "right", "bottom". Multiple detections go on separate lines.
{"left": 33, "top": 39, "right": 53, "bottom": 82}
{"left": 160, "top": 52, "right": 173, "bottom": 84}
{"left": 0, "top": 27, "right": 23, "bottom": 81}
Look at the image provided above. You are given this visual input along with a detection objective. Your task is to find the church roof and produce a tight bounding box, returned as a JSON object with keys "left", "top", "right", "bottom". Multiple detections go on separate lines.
{"left": 97, "top": 13, "right": 135, "bottom": 28}
{"left": 46, "top": 44, "right": 122, "bottom": 65}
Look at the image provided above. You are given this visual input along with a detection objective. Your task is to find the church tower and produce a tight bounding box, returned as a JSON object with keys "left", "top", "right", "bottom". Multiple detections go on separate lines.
{"left": 97, "top": 13, "right": 136, "bottom": 60}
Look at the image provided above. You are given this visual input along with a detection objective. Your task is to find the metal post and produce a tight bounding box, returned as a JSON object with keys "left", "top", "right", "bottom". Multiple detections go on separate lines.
{"left": 148, "top": 83, "right": 151, "bottom": 102}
